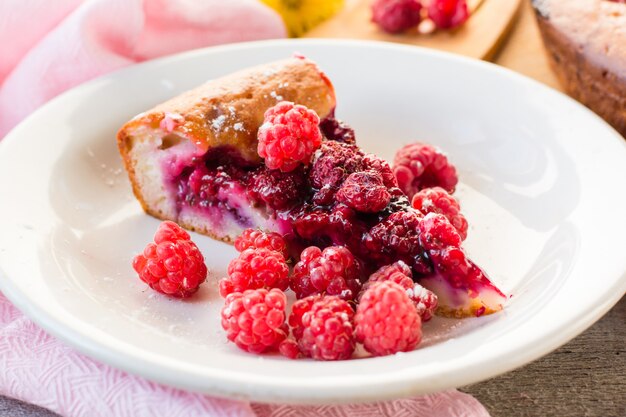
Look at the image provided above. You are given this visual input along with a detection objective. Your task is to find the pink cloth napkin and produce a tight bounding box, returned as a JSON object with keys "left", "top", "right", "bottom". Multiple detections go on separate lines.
{"left": 0, "top": 291, "right": 490, "bottom": 417}
{"left": 0, "top": 0, "right": 286, "bottom": 136}
{"left": 0, "top": 1, "right": 490, "bottom": 416}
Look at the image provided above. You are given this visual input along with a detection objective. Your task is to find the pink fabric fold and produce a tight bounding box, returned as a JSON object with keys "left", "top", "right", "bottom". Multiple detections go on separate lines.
{"left": 0, "top": 291, "right": 490, "bottom": 416}
{"left": 0, "top": 0, "right": 286, "bottom": 137}
{"left": 0, "top": 1, "right": 490, "bottom": 416}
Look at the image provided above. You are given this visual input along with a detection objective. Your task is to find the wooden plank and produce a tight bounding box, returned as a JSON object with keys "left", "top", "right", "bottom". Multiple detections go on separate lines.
{"left": 306, "top": 0, "right": 523, "bottom": 60}
{"left": 492, "top": 0, "right": 562, "bottom": 90}
{"left": 462, "top": 297, "right": 625, "bottom": 417}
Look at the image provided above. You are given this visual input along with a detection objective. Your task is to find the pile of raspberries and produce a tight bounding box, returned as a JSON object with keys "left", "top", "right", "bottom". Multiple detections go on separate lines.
{"left": 219, "top": 230, "right": 438, "bottom": 360}
{"left": 133, "top": 101, "right": 473, "bottom": 361}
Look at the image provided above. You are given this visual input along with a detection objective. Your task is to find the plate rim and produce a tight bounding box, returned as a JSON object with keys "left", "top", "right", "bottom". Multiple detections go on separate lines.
{"left": 1, "top": 38, "right": 625, "bottom": 404}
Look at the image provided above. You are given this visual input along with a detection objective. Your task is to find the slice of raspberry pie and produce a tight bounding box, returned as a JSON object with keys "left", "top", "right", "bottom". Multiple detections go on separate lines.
{"left": 118, "top": 56, "right": 506, "bottom": 317}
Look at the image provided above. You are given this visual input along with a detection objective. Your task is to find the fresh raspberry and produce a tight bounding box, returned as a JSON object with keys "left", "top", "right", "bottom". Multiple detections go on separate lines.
{"left": 279, "top": 338, "right": 301, "bottom": 359}
{"left": 219, "top": 248, "right": 289, "bottom": 297}
{"left": 132, "top": 221, "right": 207, "bottom": 298}
{"left": 288, "top": 295, "right": 321, "bottom": 339}
{"left": 320, "top": 117, "right": 356, "bottom": 145}
{"left": 371, "top": 0, "right": 422, "bottom": 34}
{"left": 393, "top": 142, "right": 458, "bottom": 199}
{"left": 154, "top": 220, "right": 191, "bottom": 242}
{"left": 248, "top": 165, "right": 308, "bottom": 210}
{"left": 336, "top": 171, "right": 391, "bottom": 213}
{"left": 369, "top": 260, "right": 414, "bottom": 284}
{"left": 309, "top": 141, "right": 364, "bottom": 190}
{"left": 362, "top": 261, "right": 415, "bottom": 299}
{"left": 417, "top": 212, "right": 462, "bottom": 252}
{"left": 220, "top": 288, "right": 288, "bottom": 353}
{"left": 362, "top": 211, "right": 433, "bottom": 275}
{"left": 412, "top": 187, "right": 468, "bottom": 240}
{"left": 364, "top": 261, "right": 438, "bottom": 321}
{"left": 428, "top": 0, "right": 469, "bottom": 30}
{"left": 289, "top": 295, "right": 355, "bottom": 361}
{"left": 257, "top": 101, "right": 322, "bottom": 172}
{"left": 291, "top": 246, "right": 363, "bottom": 301}
{"left": 355, "top": 281, "right": 422, "bottom": 356}
{"left": 362, "top": 154, "right": 398, "bottom": 188}
{"left": 234, "top": 229, "right": 288, "bottom": 259}
{"left": 410, "top": 283, "right": 439, "bottom": 322}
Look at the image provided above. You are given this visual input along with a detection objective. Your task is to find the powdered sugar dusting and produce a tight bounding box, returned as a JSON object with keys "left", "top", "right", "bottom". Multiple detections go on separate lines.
{"left": 211, "top": 115, "right": 226, "bottom": 132}
{"left": 233, "top": 122, "right": 245, "bottom": 132}
{"left": 263, "top": 68, "right": 277, "bottom": 77}
{"left": 270, "top": 91, "right": 283, "bottom": 101}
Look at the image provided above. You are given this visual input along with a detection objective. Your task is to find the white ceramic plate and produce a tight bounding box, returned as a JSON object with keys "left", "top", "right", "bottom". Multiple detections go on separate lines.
{"left": 1, "top": 40, "right": 625, "bottom": 404}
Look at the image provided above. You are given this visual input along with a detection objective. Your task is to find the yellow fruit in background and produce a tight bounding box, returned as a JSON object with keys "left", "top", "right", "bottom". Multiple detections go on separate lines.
{"left": 261, "top": 0, "right": 345, "bottom": 37}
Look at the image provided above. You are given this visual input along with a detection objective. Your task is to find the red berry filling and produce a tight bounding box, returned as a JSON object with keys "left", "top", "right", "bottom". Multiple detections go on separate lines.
{"left": 257, "top": 101, "right": 323, "bottom": 172}
{"left": 169, "top": 134, "right": 431, "bottom": 279}
{"left": 248, "top": 165, "right": 308, "bottom": 210}
{"left": 362, "top": 211, "right": 433, "bottom": 275}
{"left": 220, "top": 288, "right": 288, "bottom": 353}
{"left": 159, "top": 113, "right": 504, "bottom": 323}
{"left": 336, "top": 171, "right": 391, "bottom": 213}
{"left": 363, "top": 154, "right": 398, "bottom": 188}
{"left": 319, "top": 116, "right": 356, "bottom": 145}
{"left": 132, "top": 221, "right": 207, "bottom": 298}
{"left": 418, "top": 213, "right": 506, "bottom": 317}
{"left": 309, "top": 140, "right": 365, "bottom": 191}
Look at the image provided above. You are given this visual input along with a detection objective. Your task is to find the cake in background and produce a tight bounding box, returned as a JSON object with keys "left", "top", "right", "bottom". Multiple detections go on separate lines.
{"left": 532, "top": 0, "right": 626, "bottom": 137}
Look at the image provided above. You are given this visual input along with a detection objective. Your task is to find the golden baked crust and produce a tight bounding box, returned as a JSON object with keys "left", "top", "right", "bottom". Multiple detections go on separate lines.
{"left": 118, "top": 57, "right": 336, "bottom": 163}
{"left": 143, "top": 204, "right": 236, "bottom": 244}
{"left": 116, "top": 57, "right": 337, "bottom": 241}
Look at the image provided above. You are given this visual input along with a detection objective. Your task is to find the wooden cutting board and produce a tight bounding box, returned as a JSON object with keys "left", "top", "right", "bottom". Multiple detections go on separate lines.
{"left": 305, "top": 0, "right": 523, "bottom": 60}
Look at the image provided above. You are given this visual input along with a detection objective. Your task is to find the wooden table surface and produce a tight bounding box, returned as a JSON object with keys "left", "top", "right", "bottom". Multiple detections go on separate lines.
{"left": 462, "top": 3, "right": 625, "bottom": 415}
{"left": 1, "top": 2, "right": 624, "bottom": 416}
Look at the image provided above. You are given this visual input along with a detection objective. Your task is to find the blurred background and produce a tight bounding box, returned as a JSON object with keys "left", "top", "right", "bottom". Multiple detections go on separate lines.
{"left": 1, "top": 0, "right": 624, "bottom": 138}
